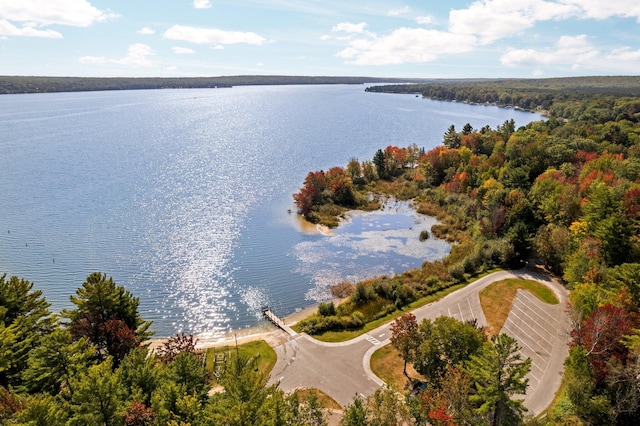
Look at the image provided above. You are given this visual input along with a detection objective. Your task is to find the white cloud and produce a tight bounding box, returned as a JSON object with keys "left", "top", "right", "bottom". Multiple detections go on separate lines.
{"left": 78, "top": 55, "right": 107, "bottom": 64}
{"left": 501, "top": 34, "right": 599, "bottom": 67}
{"left": 560, "top": 0, "right": 640, "bottom": 22}
{"left": 116, "top": 43, "right": 155, "bottom": 67}
{"left": 256, "top": 62, "right": 264, "bottom": 66}
{"left": 319, "top": 34, "right": 331, "bottom": 40}
{"left": 214, "top": 45, "right": 224, "bottom": 50}
{"left": 137, "top": 26, "right": 155, "bottom": 35}
{"left": 447, "top": 0, "right": 640, "bottom": 45}
{"left": 193, "top": 0, "right": 212, "bottom": 9}
{"left": 337, "top": 27, "right": 476, "bottom": 65}
{"left": 0, "top": 0, "right": 117, "bottom": 27}
{"left": 332, "top": 22, "right": 368, "bottom": 34}
{"left": 388, "top": 6, "right": 410, "bottom": 16}
{"left": 607, "top": 46, "right": 640, "bottom": 62}
{"left": 449, "top": 0, "right": 577, "bottom": 44}
{"left": 79, "top": 43, "right": 155, "bottom": 68}
{"left": 163, "top": 25, "right": 265, "bottom": 45}
{"left": 416, "top": 16, "right": 435, "bottom": 25}
{"left": 172, "top": 46, "right": 195, "bottom": 54}
{"left": 0, "top": 19, "right": 62, "bottom": 38}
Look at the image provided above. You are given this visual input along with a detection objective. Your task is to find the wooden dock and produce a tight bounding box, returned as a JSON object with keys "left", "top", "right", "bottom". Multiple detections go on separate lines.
{"left": 262, "top": 306, "right": 298, "bottom": 336}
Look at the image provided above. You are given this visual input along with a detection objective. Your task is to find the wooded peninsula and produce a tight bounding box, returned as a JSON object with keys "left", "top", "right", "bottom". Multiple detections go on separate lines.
{"left": 292, "top": 75, "right": 640, "bottom": 424}
{"left": 2, "top": 75, "right": 640, "bottom": 425}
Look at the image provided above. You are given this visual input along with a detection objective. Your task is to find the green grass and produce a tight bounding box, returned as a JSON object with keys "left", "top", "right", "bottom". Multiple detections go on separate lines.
{"left": 479, "top": 278, "right": 559, "bottom": 336}
{"left": 205, "top": 340, "right": 277, "bottom": 376}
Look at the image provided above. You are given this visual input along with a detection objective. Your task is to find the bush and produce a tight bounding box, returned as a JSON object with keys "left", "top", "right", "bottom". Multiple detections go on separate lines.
{"left": 351, "top": 282, "right": 374, "bottom": 306}
{"left": 330, "top": 281, "right": 355, "bottom": 298}
{"left": 394, "top": 284, "right": 415, "bottom": 308}
{"left": 373, "top": 304, "right": 397, "bottom": 320}
{"left": 349, "top": 312, "right": 365, "bottom": 328}
{"left": 419, "top": 230, "right": 430, "bottom": 241}
{"left": 373, "top": 280, "right": 392, "bottom": 299}
{"left": 318, "top": 302, "right": 336, "bottom": 317}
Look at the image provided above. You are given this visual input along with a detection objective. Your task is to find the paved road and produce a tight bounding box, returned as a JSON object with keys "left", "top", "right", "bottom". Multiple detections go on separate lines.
{"left": 268, "top": 270, "right": 570, "bottom": 414}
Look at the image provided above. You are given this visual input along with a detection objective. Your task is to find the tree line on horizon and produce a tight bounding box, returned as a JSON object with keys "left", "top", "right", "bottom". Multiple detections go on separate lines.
{"left": 0, "top": 75, "right": 429, "bottom": 95}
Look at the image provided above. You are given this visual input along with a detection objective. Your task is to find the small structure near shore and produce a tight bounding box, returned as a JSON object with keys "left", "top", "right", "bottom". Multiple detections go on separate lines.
{"left": 262, "top": 306, "right": 298, "bottom": 337}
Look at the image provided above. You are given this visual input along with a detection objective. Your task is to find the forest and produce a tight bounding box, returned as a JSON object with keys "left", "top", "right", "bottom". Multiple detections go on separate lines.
{"left": 3, "top": 76, "right": 640, "bottom": 424}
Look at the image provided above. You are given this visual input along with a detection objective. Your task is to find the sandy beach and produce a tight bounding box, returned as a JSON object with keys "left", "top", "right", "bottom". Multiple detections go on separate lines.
{"left": 148, "top": 301, "right": 323, "bottom": 351}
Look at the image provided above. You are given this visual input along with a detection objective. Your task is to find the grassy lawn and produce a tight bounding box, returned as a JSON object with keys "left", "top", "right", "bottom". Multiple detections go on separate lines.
{"left": 370, "top": 344, "right": 424, "bottom": 391}
{"left": 205, "top": 340, "right": 277, "bottom": 377}
{"left": 479, "top": 278, "right": 559, "bottom": 336}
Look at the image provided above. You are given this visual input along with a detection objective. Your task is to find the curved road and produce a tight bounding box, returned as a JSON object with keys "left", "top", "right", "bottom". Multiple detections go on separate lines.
{"left": 268, "top": 270, "right": 570, "bottom": 416}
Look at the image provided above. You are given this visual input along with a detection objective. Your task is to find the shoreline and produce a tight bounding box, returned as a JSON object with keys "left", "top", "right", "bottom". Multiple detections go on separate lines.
{"left": 148, "top": 300, "right": 330, "bottom": 351}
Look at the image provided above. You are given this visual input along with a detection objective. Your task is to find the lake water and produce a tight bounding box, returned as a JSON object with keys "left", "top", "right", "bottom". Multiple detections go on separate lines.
{"left": 0, "top": 85, "right": 541, "bottom": 337}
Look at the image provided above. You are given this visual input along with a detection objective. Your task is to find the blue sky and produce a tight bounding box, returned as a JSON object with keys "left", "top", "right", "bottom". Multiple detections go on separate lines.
{"left": 1, "top": 0, "right": 639, "bottom": 78}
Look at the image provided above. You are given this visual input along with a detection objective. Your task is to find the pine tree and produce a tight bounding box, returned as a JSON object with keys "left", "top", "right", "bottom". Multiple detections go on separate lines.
{"left": 465, "top": 334, "right": 530, "bottom": 426}
{"left": 0, "top": 274, "right": 54, "bottom": 388}
{"left": 62, "top": 272, "right": 152, "bottom": 364}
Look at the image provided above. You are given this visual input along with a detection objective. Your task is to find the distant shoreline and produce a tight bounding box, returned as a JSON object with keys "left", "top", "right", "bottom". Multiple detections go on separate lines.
{"left": 0, "top": 75, "right": 438, "bottom": 95}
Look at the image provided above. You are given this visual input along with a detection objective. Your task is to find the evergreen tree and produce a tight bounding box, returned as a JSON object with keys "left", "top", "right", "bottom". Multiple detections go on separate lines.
{"left": 206, "top": 354, "right": 273, "bottom": 425}
{"left": 340, "top": 395, "right": 368, "bottom": 426}
{"left": 444, "top": 125, "right": 461, "bottom": 149}
{"left": 62, "top": 272, "right": 152, "bottom": 364}
{"left": 68, "top": 359, "right": 125, "bottom": 426}
{"left": 23, "top": 328, "right": 95, "bottom": 395}
{"left": 465, "top": 334, "right": 530, "bottom": 426}
{"left": 0, "top": 274, "right": 54, "bottom": 388}
{"left": 116, "top": 347, "right": 162, "bottom": 406}
{"left": 16, "top": 393, "right": 69, "bottom": 426}
{"left": 373, "top": 148, "right": 387, "bottom": 180}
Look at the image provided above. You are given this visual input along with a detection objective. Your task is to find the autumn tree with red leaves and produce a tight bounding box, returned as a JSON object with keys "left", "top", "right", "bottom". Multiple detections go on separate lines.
{"left": 156, "top": 333, "right": 198, "bottom": 364}
{"left": 390, "top": 312, "right": 421, "bottom": 378}
{"left": 571, "top": 303, "right": 633, "bottom": 384}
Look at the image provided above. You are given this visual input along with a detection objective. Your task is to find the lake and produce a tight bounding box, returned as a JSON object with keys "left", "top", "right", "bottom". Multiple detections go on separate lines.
{"left": 0, "top": 84, "right": 541, "bottom": 337}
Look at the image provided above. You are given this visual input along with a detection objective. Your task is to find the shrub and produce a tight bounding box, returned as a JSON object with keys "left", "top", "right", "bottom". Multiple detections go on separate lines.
{"left": 448, "top": 263, "right": 466, "bottom": 281}
{"left": 336, "top": 300, "right": 354, "bottom": 316}
{"left": 394, "top": 284, "right": 415, "bottom": 308}
{"left": 419, "top": 230, "right": 430, "bottom": 241}
{"left": 351, "top": 282, "right": 374, "bottom": 306}
{"left": 330, "top": 281, "right": 355, "bottom": 298}
{"left": 318, "top": 302, "right": 336, "bottom": 317}
{"left": 373, "top": 280, "right": 392, "bottom": 299}
{"left": 350, "top": 312, "right": 365, "bottom": 327}
{"left": 373, "top": 304, "right": 397, "bottom": 320}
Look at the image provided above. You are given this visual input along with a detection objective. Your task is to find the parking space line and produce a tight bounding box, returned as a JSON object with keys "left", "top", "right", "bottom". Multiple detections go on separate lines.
{"left": 518, "top": 292, "right": 560, "bottom": 326}
{"left": 502, "top": 322, "right": 550, "bottom": 363}
{"left": 467, "top": 298, "right": 475, "bottom": 321}
{"left": 458, "top": 302, "right": 464, "bottom": 322}
{"left": 504, "top": 319, "right": 551, "bottom": 357}
{"left": 513, "top": 297, "right": 557, "bottom": 331}
{"left": 511, "top": 305, "right": 554, "bottom": 348}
